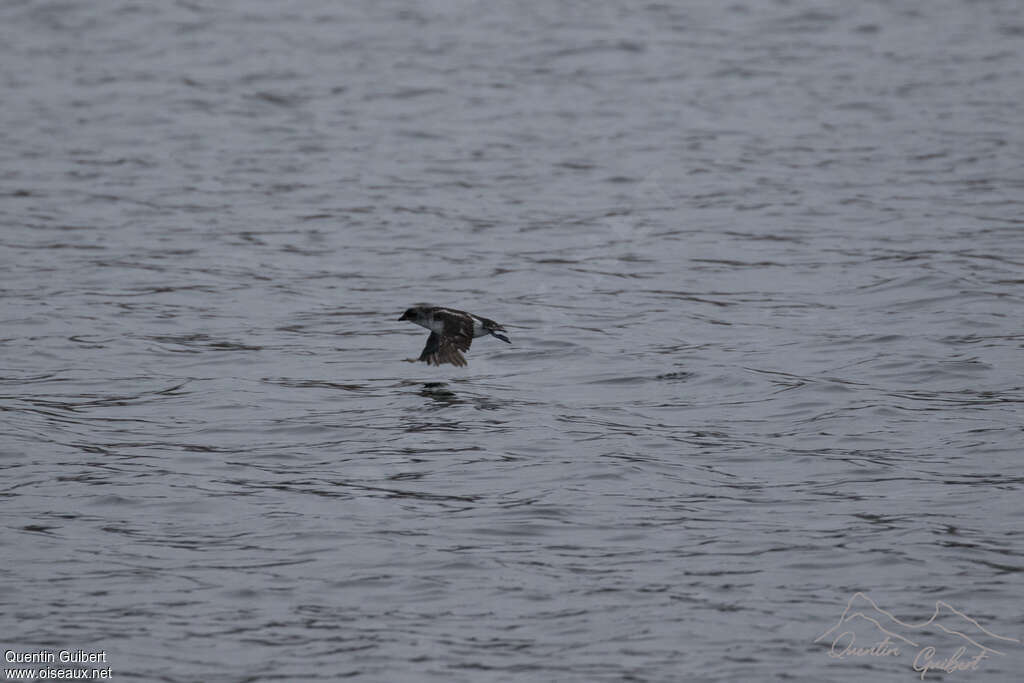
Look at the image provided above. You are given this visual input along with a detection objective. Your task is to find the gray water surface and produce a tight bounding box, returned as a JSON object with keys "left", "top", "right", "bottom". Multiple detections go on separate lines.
{"left": 2, "top": 1, "right": 1023, "bottom": 681}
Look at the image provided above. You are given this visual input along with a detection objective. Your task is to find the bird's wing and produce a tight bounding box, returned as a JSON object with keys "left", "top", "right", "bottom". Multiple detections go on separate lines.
{"left": 443, "top": 314, "right": 475, "bottom": 351}
{"left": 418, "top": 332, "right": 440, "bottom": 363}
{"left": 419, "top": 332, "right": 469, "bottom": 367}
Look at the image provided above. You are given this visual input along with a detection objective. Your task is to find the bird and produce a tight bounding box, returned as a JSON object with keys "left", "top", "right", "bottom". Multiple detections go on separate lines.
{"left": 398, "top": 305, "right": 511, "bottom": 367}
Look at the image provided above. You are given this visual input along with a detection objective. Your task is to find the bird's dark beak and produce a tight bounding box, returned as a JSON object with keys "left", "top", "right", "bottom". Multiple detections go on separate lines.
{"left": 398, "top": 312, "right": 409, "bottom": 321}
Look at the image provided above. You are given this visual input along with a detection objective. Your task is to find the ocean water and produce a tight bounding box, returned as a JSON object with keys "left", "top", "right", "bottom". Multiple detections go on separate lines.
{"left": 1, "top": 1, "right": 1022, "bottom": 681}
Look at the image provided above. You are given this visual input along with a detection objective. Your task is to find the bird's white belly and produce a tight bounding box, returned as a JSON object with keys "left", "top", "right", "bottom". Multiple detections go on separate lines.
{"left": 426, "top": 318, "right": 446, "bottom": 335}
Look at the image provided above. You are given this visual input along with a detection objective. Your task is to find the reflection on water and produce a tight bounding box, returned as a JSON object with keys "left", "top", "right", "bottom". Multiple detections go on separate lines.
{"left": 419, "top": 381, "right": 458, "bottom": 405}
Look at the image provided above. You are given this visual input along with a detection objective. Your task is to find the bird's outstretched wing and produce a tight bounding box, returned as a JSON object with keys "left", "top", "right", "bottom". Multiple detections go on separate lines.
{"left": 418, "top": 332, "right": 472, "bottom": 367}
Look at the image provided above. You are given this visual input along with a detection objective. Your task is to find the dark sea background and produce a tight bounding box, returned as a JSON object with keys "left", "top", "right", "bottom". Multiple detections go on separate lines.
{"left": 2, "top": 1, "right": 1022, "bottom": 681}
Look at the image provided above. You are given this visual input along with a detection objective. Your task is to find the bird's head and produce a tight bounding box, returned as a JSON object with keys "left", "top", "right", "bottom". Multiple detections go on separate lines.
{"left": 398, "top": 307, "right": 419, "bottom": 322}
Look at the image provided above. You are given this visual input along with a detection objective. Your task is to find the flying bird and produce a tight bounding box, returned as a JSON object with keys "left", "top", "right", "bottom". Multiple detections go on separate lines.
{"left": 399, "top": 305, "right": 511, "bottom": 367}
